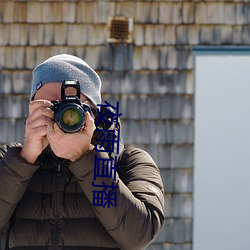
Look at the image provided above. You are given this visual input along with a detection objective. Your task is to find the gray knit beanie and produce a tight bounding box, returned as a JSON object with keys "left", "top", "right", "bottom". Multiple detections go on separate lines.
{"left": 30, "top": 54, "right": 101, "bottom": 107}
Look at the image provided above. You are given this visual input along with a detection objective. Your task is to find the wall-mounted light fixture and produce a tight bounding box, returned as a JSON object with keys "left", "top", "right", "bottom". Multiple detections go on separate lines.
{"left": 107, "top": 16, "right": 133, "bottom": 44}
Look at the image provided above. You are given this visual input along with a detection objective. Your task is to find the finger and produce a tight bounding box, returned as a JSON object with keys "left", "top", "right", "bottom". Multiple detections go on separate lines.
{"left": 83, "top": 112, "right": 95, "bottom": 135}
{"left": 29, "top": 100, "right": 52, "bottom": 114}
{"left": 28, "top": 106, "right": 54, "bottom": 124}
{"left": 26, "top": 115, "right": 54, "bottom": 130}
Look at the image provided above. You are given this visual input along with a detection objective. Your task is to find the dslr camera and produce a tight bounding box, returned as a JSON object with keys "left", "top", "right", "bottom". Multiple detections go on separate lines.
{"left": 50, "top": 80, "right": 92, "bottom": 133}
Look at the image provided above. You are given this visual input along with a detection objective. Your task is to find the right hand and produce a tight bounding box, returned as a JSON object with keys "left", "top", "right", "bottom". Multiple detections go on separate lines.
{"left": 20, "top": 100, "right": 54, "bottom": 164}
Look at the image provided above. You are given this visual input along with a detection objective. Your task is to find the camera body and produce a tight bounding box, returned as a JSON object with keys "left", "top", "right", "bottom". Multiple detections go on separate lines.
{"left": 50, "top": 80, "right": 92, "bottom": 133}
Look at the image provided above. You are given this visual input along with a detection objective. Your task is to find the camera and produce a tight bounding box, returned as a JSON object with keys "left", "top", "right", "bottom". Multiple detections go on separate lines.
{"left": 50, "top": 80, "right": 92, "bottom": 133}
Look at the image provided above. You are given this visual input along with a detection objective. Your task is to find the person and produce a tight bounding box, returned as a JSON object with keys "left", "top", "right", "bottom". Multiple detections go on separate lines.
{"left": 0, "top": 54, "right": 164, "bottom": 250}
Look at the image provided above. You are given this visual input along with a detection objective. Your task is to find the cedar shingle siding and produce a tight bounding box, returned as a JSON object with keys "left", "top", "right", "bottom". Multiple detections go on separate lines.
{"left": 0, "top": 1, "right": 248, "bottom": 249}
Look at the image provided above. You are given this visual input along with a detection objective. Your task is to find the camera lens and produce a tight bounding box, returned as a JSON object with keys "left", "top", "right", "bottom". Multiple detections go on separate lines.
{"left": 55, "top": 104, "right": 85, "bottom": 133}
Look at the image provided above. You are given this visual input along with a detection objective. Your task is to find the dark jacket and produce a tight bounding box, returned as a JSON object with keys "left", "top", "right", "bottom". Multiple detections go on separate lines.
{"left": 0, "top": 140, "right": 164, "bottom": 250}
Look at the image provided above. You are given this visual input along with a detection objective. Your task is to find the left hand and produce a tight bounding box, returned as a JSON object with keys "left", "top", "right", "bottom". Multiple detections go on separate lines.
{"left": 46, "top": 112, "right": 95, "bottom": 162}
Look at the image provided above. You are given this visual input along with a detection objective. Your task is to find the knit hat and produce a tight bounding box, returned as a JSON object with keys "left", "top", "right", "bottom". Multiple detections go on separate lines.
{"left": 30, "top": 54, "right": 102, "bottom": 107}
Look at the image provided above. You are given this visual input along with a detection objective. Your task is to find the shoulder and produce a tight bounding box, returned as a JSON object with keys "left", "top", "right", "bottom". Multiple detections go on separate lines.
{"left": 118, "top": 147, "right": 163, "bottom": 190}
{"left": 0, "top": 142, "right": 23, "bottom": 159}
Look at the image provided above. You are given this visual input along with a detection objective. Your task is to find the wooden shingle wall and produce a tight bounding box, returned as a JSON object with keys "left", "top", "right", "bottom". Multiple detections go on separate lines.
{"left": 0, "top": 1, "right": 249, "bottom": 249}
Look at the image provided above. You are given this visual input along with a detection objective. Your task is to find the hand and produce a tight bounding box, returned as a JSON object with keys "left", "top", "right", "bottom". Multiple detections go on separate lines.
{"left": 21, "top": 100, "right": 54, "bottom": 164}
{"left": 46, "top": 112, "right": 95, "bottom": 162}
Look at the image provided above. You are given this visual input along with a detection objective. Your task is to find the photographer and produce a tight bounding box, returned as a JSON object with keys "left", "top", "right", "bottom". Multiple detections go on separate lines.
{"left": 0, "top": 54, "right": 164, "bottom": 250}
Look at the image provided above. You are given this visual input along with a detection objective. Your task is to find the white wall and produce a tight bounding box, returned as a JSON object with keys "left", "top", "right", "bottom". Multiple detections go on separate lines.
{"left": 194, "top": 54, "right": 250, "bottom": 250}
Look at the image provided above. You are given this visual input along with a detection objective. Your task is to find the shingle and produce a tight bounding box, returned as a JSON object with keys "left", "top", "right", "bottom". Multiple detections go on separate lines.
{"left": 172, "top": 121, "right": 193, "bottom": 145}
{"left": 207, "top": 3, "right": 224, "bottom": 24}
{"left": 171, "top": 145, "right": 193, "bottom": 168}
{"left": 174, "top": 169, "right": 193, "bottom": 193}
{"left": 165, "top": 26, "right": 176, "bottom": 45}
{"left": 133, "top": 24, "right": 144, "bottom": 46}
{"left": 25, "top": 46, "right": 36, "bottom": 70}
{"left": 15, "top": 118, "right": 26, "bottom": 143}
{"left": 159, "top": 144, "right": 172, "bottom": 168}
{"left": 122, "top": 119, "right": 139, "bottom": 144}
{"left": 147, "top": 96, "right": 161, "bottom": 119}
{"left": 145, "top": 25, "right": 154, "bottom": 46}
{"left": 133, "top": 47, "right": 142, "bottom": 70}
{"left": 0, "top": 71, "right": 12, "bottom": 94}
{"left": 112, "top": 44, "right": 133, "bottom": 71}
{"left": 176, "top": 48, "right": 194, "bottom": 70}
{"left": 41, "top": 2, "right": 55, "bottom": 23}
{"left": 159, "top": 3, "right": 172, "bottom": 24}
{"left": 187, "top": 25, "right": 199, "bottom": 45}
{"left": 98, "top": 46, "right": 113, "bottom": 71}
{"left": 3, "top": 95, "right": 23, "bottom": 119}
{"left": 158, "top": 169, "right": 175, "bottom": 193}
{"left": 242, "top": 25, "right": 250, "bottom": 44}
{"left": 0, "top": 119, "right": 16, "bottom": 144}
{"left": 224, "top": 3, "right": 236, "bottom": 25}
{"left": 195, "top": 3, "right": 207, "bottom": 24}
{"left": 153, "top": 120, "right": 168, "bottom": 144}
{"left": 43, "top": 24, "right": 54, "bottom": 46}
{"left": 112, "top": 45, "right": 128, "bottom": 71}
{"left": 135, "top": 2, "right": 152, "bottom": 23}
{"left": 182, "top": 2, "right": 194, "bottom": 24}
{"left": 14, "top": 2, "right": 27, "bottom": 22}
{"left": 88, "top": 25, "right": 106, "bottom": 46}
{"left": 181, "top": 95, "right": 193, "bottom": 119}
{"left": 173, "top": 194, "right": 192, "bottom": 218}
{"left": 164, "top": 193, "right": 173, "bottom": 218}
{"left": 22, "top": 97, "right": 29, "bottom": 118}
{"left": 151, "top": 71, "right": 169, "bottom": 95}
{"left": 159, "top": 3, "right": 182, "bottom": 24}
{"left": 220, "top": 25, "right": 233, "bottom": 44}
{"left": 141, "top": 46, "right": 160, "bottom": 70}
{"left": 199, "top": 26, "right": 214, "bottom": 44}
{"left": 232, "top": 26, "right": 243, "bottom": 44}
{"left": 76, "top": 2, "right": 94, "bottom": 23}
{"left": 176, "top": 25, "right": 189, "bottom": 45}
{"left": 120, "top": 71, "right": 136, "bottom": 94}
{"left": 51, "top": 2, "right": 62, "bottom": 23}
{"left": 236, "top": 3, "right": 249, "bottom": 25}
{"left": 135, "top": 71, "right": 151, "bottom": 94}
{"left": 28, "top": 24, "right": 44, "bottom": 46}
{"left": 67, "top": 24, "right": 87, "bottom": 46}
{"left": 145, "top": 144, "right": 161, "bottom": 162}
{"left": 0, "top": 24, "right": 9, "bottom": 45}
{"left": 150, "top": 2, "right": 159, "bottom": 24}
{"left": 170, "top": 219, "right": 192, "bottom": 243}
{"left": 115, "top": 2, "right": 136, "bottom": 19}
{"left": 84, "top": 46, "right": 102, "bottom": 69}
{"left": 169, "top": 71, "right": 186, "bottom": 94}
{"left": 2, "top": 1, "right": 14, "bottom": 23}
{"left": 160, "top": 95, "right": 172, "bottom": 119}
{"left": 126, "top": 95, "right": 140, "bottom": 119}
{"left": 154, "top": 25, "right": 166, "bottom": 46}
{"left": 27, "top": 2, "right": 42, "bottom": 23}
{"left": 111, "top": 72, "right": 122, "bottom": 94}
{"left": 185, "top": 70, "right": 194, "bottom": 95}
{"left": 14, "top": 47, "right": 25, "bottom": 70}
{"left": 4, "top": 47, "right": 14, "bottom": 69}
{"left": 12, "top": 71, "right": 32, "bottom": 94}
{"left": 54, "top": 24, "right": 67, "bottom": 45}
{"left": 166, "top": 46, "right": 177, "bottom": 70}
{"left": 93, "top": 1, "right": 115, "bottom": 24}
{"left": 98, "top": 71, "right": 112, "bottom": 94}
{"left": 35, "top": 47, "right": 51, "bottom": 67}
{"left": 62, "top": 2, "right": 76, "bottom": 23}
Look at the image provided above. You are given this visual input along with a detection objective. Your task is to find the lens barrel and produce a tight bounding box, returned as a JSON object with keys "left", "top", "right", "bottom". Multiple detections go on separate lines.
{"left": 55, "top": 103, "right": 85, "bottom": 133}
